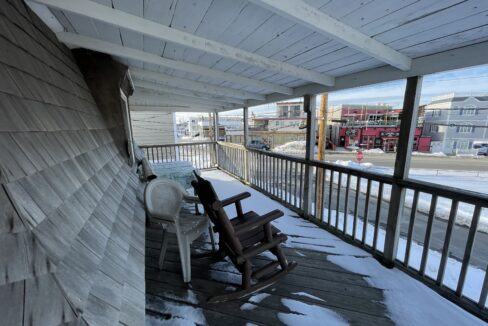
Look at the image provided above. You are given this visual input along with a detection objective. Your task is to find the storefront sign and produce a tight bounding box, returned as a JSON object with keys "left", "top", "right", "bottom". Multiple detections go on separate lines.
{"left": 380, "top": 131, "right": 400, "bottom": 137}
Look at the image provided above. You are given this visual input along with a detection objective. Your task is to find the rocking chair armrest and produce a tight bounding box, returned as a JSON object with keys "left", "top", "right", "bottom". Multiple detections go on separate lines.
{"left": 236, "top": 233, "right": 287, "bottom": 264}
{"left": 220, "top": 192, "right": 251, "bottom": 207}
{"left": 234, "top": 209, "right": 284, "bottom": 236}
{"left": 182, "top": 194, "right": 200, "bottom": 204}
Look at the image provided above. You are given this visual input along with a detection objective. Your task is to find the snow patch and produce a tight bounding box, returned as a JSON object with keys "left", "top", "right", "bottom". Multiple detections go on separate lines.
{"left": 327, "top": 255, "right": 484, "bottom": 326}
{"left": 273, "top": 140, "right": 307, "bottom": 154}
{"left": 278, "top": 298, "right": 349, "bottom": 326}
{"left": 249, "top": 293, "right": 271, "bottom": 304}
{"left": 240, "top": 303, "right": 258, "bottom": 311}
{"left": 362, "top": 148, "right": 385, "bottom": 154}
{"left": 146, "top": 295, "right": 206, "bottom": 326}
{"left": 412, "top": 151, "right": 447, "bottom": 157}
{"left": 292, "top": 292, "right": 325, "bottom": 302}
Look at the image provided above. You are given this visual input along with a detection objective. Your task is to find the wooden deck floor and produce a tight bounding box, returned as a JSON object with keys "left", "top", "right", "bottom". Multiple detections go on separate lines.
{"left": 145, "top": 223, "right": 394, "bottom": 326}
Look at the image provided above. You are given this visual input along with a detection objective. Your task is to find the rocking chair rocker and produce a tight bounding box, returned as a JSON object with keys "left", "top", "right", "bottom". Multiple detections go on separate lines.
{"left": 191, "top": 173, "right": 297, "bottom": 303}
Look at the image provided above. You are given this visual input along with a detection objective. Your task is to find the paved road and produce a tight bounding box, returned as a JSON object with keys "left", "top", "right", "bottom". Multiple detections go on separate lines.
{"left": 322, "top": 152, "right": 488, "bottom": 172}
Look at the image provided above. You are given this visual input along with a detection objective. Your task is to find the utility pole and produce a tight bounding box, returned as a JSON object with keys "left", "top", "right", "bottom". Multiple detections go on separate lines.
{"left": 316, "top": 93, "right": 328, "bottom": 221}
{"left": 317, "top": 93, "right": 328, "bottom": 161}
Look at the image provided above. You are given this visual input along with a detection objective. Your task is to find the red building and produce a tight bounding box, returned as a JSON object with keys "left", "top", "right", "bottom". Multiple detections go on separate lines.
{"left": 330, "top": 104, "right": 431, "bottom": 152}
{"left": 338, "top": 126, "right": 431, "bottom": 152}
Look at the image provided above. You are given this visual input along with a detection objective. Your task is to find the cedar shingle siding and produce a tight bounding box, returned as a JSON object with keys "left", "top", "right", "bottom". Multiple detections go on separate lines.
{"left": 0, "top": 1, "right": 145, "bottom": 325}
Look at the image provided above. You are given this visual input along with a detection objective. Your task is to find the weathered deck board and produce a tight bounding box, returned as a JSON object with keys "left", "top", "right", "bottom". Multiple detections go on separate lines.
{"left": 146, "top": 226, "right": 393, "bottom": 325}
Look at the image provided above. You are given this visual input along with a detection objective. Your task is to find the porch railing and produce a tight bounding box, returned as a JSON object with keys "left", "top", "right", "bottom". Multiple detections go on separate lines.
{"left": 142, "top": 141, "right": 488, "bottom": 320}
{"left": 140, "top": 141, "right": 216, "bottom": 170}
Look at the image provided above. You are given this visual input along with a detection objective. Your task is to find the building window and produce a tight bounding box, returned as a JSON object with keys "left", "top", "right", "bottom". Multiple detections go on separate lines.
{"left": 457, "top": 140, "right": 470, "bottom": 150}
{"left": 460, "top": 108, "right": 476, "bottom": 116}
{"left": 458, "top": 125, "right": 473, "bottom": 133}
{"left": 430, "top": 125, "right": 439, "bottom": 132}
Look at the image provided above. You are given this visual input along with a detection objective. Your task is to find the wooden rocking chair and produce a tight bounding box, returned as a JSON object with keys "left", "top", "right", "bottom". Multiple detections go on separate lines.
{"left": 191, "top": 173, "right": 297, "bottom": 303}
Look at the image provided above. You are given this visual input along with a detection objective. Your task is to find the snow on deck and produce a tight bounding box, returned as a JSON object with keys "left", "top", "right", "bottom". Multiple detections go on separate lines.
{"left": 145, "top": 170, "right": 485, "bottom": 326}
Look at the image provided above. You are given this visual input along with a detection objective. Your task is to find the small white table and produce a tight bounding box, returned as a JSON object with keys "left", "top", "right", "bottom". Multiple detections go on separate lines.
{"left": 151, "top": 160, "right": 197, "bottom": 190}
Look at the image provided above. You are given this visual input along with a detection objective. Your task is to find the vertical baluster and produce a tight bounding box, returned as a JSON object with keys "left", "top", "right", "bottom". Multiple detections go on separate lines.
{"left": 373, "top": 182, "right": 384, "bottom": 250}
{"left": 420, "top": 195, "right": 438, "bottom": 276}
{"left": 456, "top": 205, "right": 482, "bottom": 296}
{"left": 314, "top": 167, "right": 320, "bottom": 218}
{"left": 299, "top": 163, "right": 304, "bottom": 209}
{"left": 201, "top": 144, "right": 204, "bottom": 169}
{"left": 479, "top": 265, "right": 488, "bottom": 308}
{"left": 284, "top": 160, "right": 289, "bottom": 203}
{"left": 151, "top": 147, "right": 155, "bottom": 162}
{"left": 437, "top": 200, "right": 459, "bottom": 285}
{"left": 205, "top": 143, "right": 209, "bottom": 168}
{"left": 353, "top": 176, "right": 361, "bottom": 239}
{"left": 280, "top": 159, "right": 286, "bottom": 201}
{"left": 273, "top": 157, "right": 277, "bottom": 197}
{"left": 335, "top": 172, "right": 342, "bottom": 228}
{"left": 279, "top": 159, "right": 284, "bottom": 200}
{"left": 328, "top": 171, "right": 334, "bottom": 225}
{"left": 404, "top": 190, "right": 419, "bottom": 267}
{"left": 259, "top": 153, "right": 263, "bottom": 189}
{"left": 319, "top": 168, "right": 326, "bottom": 222}
{"left": 265, "top": 155, "right": 269, "bottom": 193}
{"left": 343, "top": 174, "right": 351, "bottom": 234}
{"left": 361, "top": 179, "right": 372, "bottom": 245}
{"left": 294, "top": 162, "right": 298, "bottom": 207}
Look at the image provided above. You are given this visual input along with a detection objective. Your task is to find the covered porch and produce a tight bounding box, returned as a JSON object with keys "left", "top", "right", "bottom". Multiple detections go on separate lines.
{"left": 1, "top": 0, "right": 487, "bottom": 325}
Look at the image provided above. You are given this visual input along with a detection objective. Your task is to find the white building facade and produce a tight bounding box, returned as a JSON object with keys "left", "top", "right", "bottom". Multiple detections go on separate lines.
{"left": 422, "top": 94, "right": 488, "bottom": 154}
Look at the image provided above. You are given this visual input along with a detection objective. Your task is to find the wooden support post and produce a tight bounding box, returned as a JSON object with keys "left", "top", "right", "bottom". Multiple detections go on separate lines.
{"left": 213, "top": 111, "right": 219, "bottom": 167}
{"left": 303, "top": 94, "right": 317, "bottom": 216}
{"left": 382, "top": 76, "right": 423, "bottom": 267}
{"left": 316, "top": 94, "right": 328, "bottom": 220}
{"left": 243, "top": 107, "right": 249, "bottom": 182}
{"left": 243, "top": 107, "right": 249, "bottom": 146}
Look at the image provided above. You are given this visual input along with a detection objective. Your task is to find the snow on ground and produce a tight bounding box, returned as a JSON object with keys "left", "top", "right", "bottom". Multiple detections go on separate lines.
{"left": 412, "top": 151, "right": 447, "bottom": 157}
{"left": 146, "top": 293, "right": 206, "bottom": 326}
{"left": 292, "top": 292, "right": 325, "bottom": 302}
{"left": 278, "top": 298, "right": 349, "bottom": 326}
{"left": 362, "top": 148, "right": 385, "bottom": 154}
{"left": 203, "top": 170, "right": 486, "bottom": 326}
{"left": 273, "top": 140, "right": 309, "bottom": 154}
{"left": 332, "top": 160, "right": 488, "bottom": 233}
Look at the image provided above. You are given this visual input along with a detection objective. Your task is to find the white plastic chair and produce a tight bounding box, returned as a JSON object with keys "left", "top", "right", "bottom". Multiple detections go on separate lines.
{"left": 144, "top": 178, "right": 215, "bottom": 283}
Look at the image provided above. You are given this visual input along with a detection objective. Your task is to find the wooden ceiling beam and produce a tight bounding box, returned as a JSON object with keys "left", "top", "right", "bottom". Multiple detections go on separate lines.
{"left": 133, "top": 79, "right": 246, "bottom": 106}
{"left": 56, "top": 32, "right": 293, "bottom": 95}
{"left": 249, "top": 0, "right": 412, "bottom": 71}
{"left": 130, "top": 67, "right": 265, "bottom": 101}
{"left": 34, "top": 0, "right": 334, "bottom": 86}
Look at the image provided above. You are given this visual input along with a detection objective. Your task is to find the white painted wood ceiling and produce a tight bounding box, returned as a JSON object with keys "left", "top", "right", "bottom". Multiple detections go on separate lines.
{"left": 30, "top": 0, "right": 488, "bottom": 111}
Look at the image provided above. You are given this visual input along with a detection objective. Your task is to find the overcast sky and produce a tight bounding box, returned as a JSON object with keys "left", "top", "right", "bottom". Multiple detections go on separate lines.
{"left": 179, "top": 64, "right": 488, "bottom": 119}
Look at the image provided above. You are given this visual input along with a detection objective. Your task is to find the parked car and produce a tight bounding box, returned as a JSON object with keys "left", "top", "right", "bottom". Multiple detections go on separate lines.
{"left": 477, "top": 146, "right": 488, "bottom": 156}
{"left": 473, "top": 143, "right": 488, "bottom": 149}
{"left": 247, "top": 140, "right": 270, "bottom": 151}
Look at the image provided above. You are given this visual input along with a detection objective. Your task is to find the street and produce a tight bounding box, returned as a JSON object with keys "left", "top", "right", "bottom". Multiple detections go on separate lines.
{"left": 322, "top": 152, "right": 488, "bottom": 171}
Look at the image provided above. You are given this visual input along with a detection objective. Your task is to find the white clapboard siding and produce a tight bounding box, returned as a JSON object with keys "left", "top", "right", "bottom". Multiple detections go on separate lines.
{"left": 130, "top": 111, "right": 176, "bottom": 145}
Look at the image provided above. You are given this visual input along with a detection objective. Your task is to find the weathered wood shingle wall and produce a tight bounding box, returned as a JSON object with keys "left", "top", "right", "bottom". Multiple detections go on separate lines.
{"left": 0, "top": 1, "right": 145, "bottom": 325}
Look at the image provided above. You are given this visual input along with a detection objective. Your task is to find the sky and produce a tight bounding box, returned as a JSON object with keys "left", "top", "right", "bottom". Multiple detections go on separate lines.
{"left": 177, "top": 64, "right": 488, "bottom": 120}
